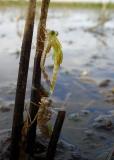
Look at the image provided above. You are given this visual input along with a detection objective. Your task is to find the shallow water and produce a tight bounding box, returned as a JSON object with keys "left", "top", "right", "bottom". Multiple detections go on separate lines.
{"left": 0, "top": 7, "right": 114, "bottom": 159}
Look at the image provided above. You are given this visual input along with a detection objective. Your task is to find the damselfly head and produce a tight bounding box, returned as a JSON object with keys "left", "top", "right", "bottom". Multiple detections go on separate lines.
{"left": 48, "top": 30, "right": 58, "bottom": 36}
{"left": 46, "top": 29, "right": 59, "bottom": 36}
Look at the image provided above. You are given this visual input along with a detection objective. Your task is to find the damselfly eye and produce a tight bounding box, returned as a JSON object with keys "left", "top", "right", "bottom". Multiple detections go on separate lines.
{"left": 50, "top": 30, "right": 55, "bottom": 35}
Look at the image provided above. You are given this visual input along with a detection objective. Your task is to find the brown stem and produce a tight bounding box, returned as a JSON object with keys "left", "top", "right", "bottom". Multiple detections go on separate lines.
{"left": 26, "top": 0, "right": 50, "bottom": 156}
{"left": 10, "top": 0, "right": 36, "bottom": 159}
{"left": 46, "top": 111, "right": 66, "bottom": 160}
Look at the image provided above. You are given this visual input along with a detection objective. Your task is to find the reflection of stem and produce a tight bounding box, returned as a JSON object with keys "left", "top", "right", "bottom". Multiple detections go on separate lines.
{"left": 86, "top": 1, "right": 111, "bottom": 47}
{"left": 52, "top": 93, "right": 72, "bottom": 114}
{"left": 87, "top": 0, "right": 110, "bottom": 33}
{"left": 98, "top": 1, "right": 110, "bottom": 25}
{"left": 82, "top": 100, "right": 96, "bottom": 109}
{"left": 97, "top": 36, "right": 107, "bottom": 46}
{"left": 61, "top": 93, "right": 72, "bottom": 110}
{"left": 16, "top": 16, "right": 23, "bottom": 38}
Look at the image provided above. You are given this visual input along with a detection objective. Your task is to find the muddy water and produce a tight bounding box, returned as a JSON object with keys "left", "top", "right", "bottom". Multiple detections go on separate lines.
{"left": 0, "top": 7, "right": 114, "bottom": 159}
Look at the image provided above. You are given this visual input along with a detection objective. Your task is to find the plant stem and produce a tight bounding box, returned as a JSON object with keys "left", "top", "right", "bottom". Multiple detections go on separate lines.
{"left": 10, "top": 0, "right": 36, "bottom": 159}
{"left": 26, "top": 0, "right": 50, "bottom": 156}
{"left": 46, "top": 111, "right": 66, "bottom": 160}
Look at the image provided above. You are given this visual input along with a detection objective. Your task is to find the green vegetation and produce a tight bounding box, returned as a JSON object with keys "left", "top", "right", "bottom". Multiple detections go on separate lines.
{"left": 0, "top": 1, "right": 114, "bottom": 9}
{"left": 0, "top": 1, "right": 26, "bottom": 8}
{"left": 50, "top": 2, "right": 114, "bottom": 9}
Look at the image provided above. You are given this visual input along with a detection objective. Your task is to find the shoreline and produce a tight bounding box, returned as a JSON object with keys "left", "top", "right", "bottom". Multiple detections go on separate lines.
{"left": 0, "top": 1, "right": 114, "bottom": 9}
